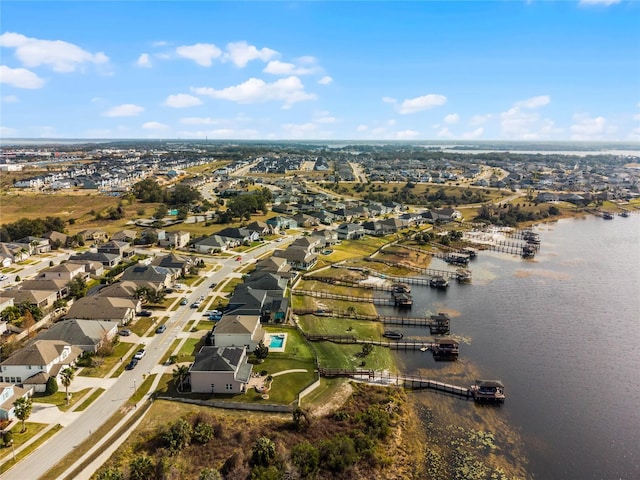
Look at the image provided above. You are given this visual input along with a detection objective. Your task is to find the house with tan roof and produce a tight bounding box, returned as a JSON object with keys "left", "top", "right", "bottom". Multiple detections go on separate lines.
{"left": 32, "top": 318, "right": 118, "bottom": 353}
{"left": 0, "top": 340, "right": 82, "bottom": 392}
{"left": 0, "top": 383, "right": 32, "bottom": 420}
{"left": 66, "top": 296, "right": 137, "bottom": 325}
{"left": 42, "top": 263, "right": 88, "bottom": 282}
{"left": 211, "top": 314, "right": 264, "bottom": 351}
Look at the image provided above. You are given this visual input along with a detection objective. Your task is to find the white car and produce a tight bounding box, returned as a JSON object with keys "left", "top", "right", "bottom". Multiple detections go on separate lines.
{"left": 0, "top": 275, "right": 8, "bottom": 281}
{"left": 133, "top": 349, "right": 146, "bottom": 360}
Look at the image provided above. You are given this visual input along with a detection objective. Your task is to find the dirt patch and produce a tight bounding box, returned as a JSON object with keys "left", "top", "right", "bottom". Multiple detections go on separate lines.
{"left": 310, "top": 381, "right": 353, "bottom": 418}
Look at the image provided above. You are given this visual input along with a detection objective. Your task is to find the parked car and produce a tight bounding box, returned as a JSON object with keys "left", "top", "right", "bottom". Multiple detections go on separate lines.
{"left": 0, "top": 274, "right": 8, "bottom": 281}
{"left": 125, "top": 359, "right": 138, "bottom": 370}
{"left": 210, "top": 282, "right": 217, "bottom": 288}
{"left": 137, "top": 310, "right": 152, "bottom": 317}
{"left": 133, "top": 349, "right": 146, "bottom": 360}
{"left": 191, "top": 301, "right": 201, "bottom": 309}
{"left": 236, "top": 256, "right": 242, "bottom": 261}
{"left": 204, "top": 310, "right": 222, "bottom": 317}
{"left": 156, "top": 324, "right": 166, "bottom": 333}
{"left": 180, "top": 298, "right": 188, "bottom": 305}
{"left": 118, "top": 329, "right": 132, "bottom": 336}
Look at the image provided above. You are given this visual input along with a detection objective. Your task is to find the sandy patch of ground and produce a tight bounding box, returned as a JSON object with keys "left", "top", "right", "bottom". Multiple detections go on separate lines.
{"left": 310, "top": 380, "right": 353, "bottom": 418}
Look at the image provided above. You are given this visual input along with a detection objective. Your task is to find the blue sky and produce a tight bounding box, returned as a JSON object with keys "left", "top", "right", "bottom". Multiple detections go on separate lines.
{"left": 1, "top": 1, "right": 639, "bottom": 141}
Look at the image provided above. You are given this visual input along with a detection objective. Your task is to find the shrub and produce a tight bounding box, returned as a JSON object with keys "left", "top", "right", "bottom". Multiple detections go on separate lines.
{"left": 162, "top": 418, "right": 193, "bottom": 454}
{"left": 319, "top": 434, "right": 357, "bottom": 473}
{"left": 45, "top": 376, "right": 58, "bottom": 395}
{"left": 193, "top": 421, "right": 214, "bottom": 444}
{"left": 291, "top": 441, "right": 319, "bottom": 477}
{"left": 129, "top": 455, "right": 154, "bottom": 480}
{"left": 250, "top": 436, "right": 277, "bottom": 468}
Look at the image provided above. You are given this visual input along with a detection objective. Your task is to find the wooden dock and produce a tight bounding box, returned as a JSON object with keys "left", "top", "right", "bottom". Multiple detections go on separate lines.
{"left": 293, "top": 308, "right": 451, "bottom": 333}
{"left": 317, "top": 368, "right": 473, "bottom": 398}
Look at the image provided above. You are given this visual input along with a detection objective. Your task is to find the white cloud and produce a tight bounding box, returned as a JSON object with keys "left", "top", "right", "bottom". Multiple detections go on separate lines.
{"left": 0, "top": 126, "right": 18, "bottom": 137}
{"left": 180, "top": 117, "right": 223, "bottom": 125}
{"left": 356, "top": 124, "right": 368, "bottom": 132}
{"left": 225, "top": 41, "right": 278, "bottom": 67}
{"left": 461, "top": 127, "right": 484, "bottom": 140}
{"left": 192, "top": 76, "right": 316, "bottom": 107}
{"left": 0, "top": 32, "right": 108, "bottom": 72}
{"left": 515, "top": 95, "right": 550, "bottom": 109}
{"left": 102, "top": 104, "right": 145, "bottom": 117}
{"left": 176, "top": 43, "right": 222, "bottom": 66}
{"left": 500, "top": 96, "right": 552, "bottom": 138}
{"left": 570, "top": 113, "right": 608, "bottom": 140}
{"left": 163, "top": 93, "right": 202, "bottom": 108}
{"left": 0, "top": 65, "right": 45, "bottom": 89}
{"left": 382, "top": 97, "right": 396, "bottom": 104}
{"left": 318, "top": 75, "right": 333, "bottom": 85}
{"left": 137, "top": 53, "right": 152, "bottom": 68}
{"left": 469, "top": 114, "right": 492, "bottom": 126}
{"left": 314, "top": 112, "right": 337, "bottom": 124}
{"left": 437, "top": 127, "right": 454, "bottom": 138}
{"left": 143, "top": 121, "right": 169, "bottom": 130}
{"left": 263, "top": 60, "right": 317, "bottom": 76}
{"left": 395, "top": 129, "right": 420, "bottom": 140}
{"left": 444, "top": 113, "right": 460, "bottom": 124}
{"left": 1, "top": 95, "right": 18, "bottom": 103}
{"left": 579, "top": 0, "right": 621, "bottom": 5}
{"left": 396, "top": 94, "right": 447, "bottom": 114}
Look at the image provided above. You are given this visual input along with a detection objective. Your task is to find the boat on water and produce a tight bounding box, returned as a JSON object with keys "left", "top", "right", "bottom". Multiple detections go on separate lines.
{"left": 444, "top": 252, "right": 470, "bottom": 265}
{"left": 456, "top": 269, "right": 472, "bottom": 283}
{"left": 391, "top": 282, "right": 411, "bottom": 294}
{"left": 602, "top": 212, "right": 614, "bottom": 220}
{"left": 383, "top": 330, "right": 403, "bottom": 340}
{"left": 619, "top": 210, "right": 629, "bottom": 217}
{"left": 430, "top": 276, "right": 450, "bottom": 288}
{"left": 522, "top": 244, "right": 536, "bottom": 258}
{"left": 522, "top": 230, "right": 541, "bottom": 244}
{"left": 469, "top": 380, "right": 506, "bottom": 403}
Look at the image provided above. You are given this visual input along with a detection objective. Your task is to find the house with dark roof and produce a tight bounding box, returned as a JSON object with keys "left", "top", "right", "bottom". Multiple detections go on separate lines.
{"left": 337, "top": 223, "right": 365, "bottom": 240}
{"left": 151, "top": 252, "right": 194, "bottom": 277}
{"left": 120, "top": 264, "right": 175, "bottom": 288}
{"left": 189, "top": 346, "right": 252, "bottom": 394}
{"left": 69, "top": 251, "right": 121, "bottom": 267}
{"left": 273, "top": 247, "right": 318, "bottom": 271}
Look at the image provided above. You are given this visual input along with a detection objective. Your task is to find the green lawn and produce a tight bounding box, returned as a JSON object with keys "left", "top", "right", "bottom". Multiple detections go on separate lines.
{"left": 298, "top": 314, "right": 384, "bottom": 339}
{"left": 129, "top": 317, "right": 155, "bottom": 336}
{"left": 79, "top": 342, "right": 132, "bottom": 378}
{"left": 0, "top": 424, "right": 62, "bottom": 474}
{"left": 32, "top": 388, "right": 92, "bottom": 412}
{"left": 221, "top": 277, "right": 243, "bottom": 294}
{"left": 312, "top": 342, "right": 396, "bottom": 371}
{"left": 193, "top": 320, "right": 215, "bottom": 331}
{"left": 0, "top": 422, "right": 47, "bottom": 461}
{"left": 177, "top": 336, "right": 206, "bottom": 362}
{"left": 75, "top": 388, "right": 105, "bottom": 411}
{"left": 160, "top": 338, "right": 181, "bottom": 365}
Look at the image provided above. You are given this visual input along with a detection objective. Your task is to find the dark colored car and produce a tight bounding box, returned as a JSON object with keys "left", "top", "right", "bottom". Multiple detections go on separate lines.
{"left": 125, "top": 359, "right": 138, "bottom": 370}
{"left": 138, "top": 310, "right": 152, "bottom": 317}
{"left": 210, "top": 282, "right": 218, "bottom": 288}
{"left": 118, "top": 329, "right": 132, "bottom": 336}
{"left": 156, "top": 324, "right": 167, "bottom": 333}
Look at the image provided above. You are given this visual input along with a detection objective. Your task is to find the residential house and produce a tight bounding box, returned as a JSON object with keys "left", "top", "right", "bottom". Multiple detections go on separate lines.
{"left": 151, "top": 252, "right": 194, "bottom": 277}
{"left": 254, "top": 256, "right": 293, "bottom": 277}
{"left": 337, "top": 223, "right": 365, "bottom": 240}
{"left": 120, "top": 264, "right": 175, "bottom": 289}
{"left": 245, "top": 220, "right": 271, "bottom": 236}
{"left": 66, "top": 296, "right": 138, "bottom": 325}
{"left": 290, "top": 236, "right": 323, "bottom": 253}
{"left": 434, "top": 208, "right": 462, "bottom": 221}
{"left": 32, "top": 319, "right": 118, "bottom": 353}
{"left": 140, "top": 227, "right": 166, "bottom": 243}
{"left": 42, "top": 263, "right": 87, "bottom": 282}
{"left": 14, "top": 236, "right": 51, "bottom": 255}
{"left": 211, "top": 314, "right": 265, "bottom": 351}
{"left": 310, "top": 229, "right": 338, "bottom": 247}
{"left": 0, "top": 243, "right": 29, "bottom": 264}
{"left": 291, "top": 213, "right": 320, "bottom": 228}
{"left": 193, "top": 235, "right": 236, "bottom": 253}
{"left": 0, "top": 383, "right": 32, "bottom": 420}
{"left": 66, "top": 259, "right": 105, "bottom": 277}
{"left": 189, "top": 346, "right": 252, "bottom": 394}
{"left": 164, "top": 230, "right": 190, "bottom": 249}
{"left": 110, "top": 229, "right": 138, "bottom": 242}
{"left": 266, "top": 216, "right": 297, "bottom": 230}
{"left": 98, "top": 240, "right": 133, "bottom": 259}
{"left": 77, "top": 229, "right": 109, "bottom": 244}
{"left": 273, "top": 247, "right": 318, "bottom": 271}
{"left": 43, "top": 231, "right": 74, "bottom": 248}
{"left": 68, "top": 251, "right": 121, "bottom": 268}
{"left": 216, "top": 227, "right": 260, "bottom": 244}
{"left": 226, "top": 273, "right": 290, "bottom": 322}
{"left": 0, "top": 289, "right": 58, "bottom": 310}
{"left": 381, "top": 217, "right": 410, "bottom": 232}
{"left": 0, "top": 340, "right": 82, "bottom": 392}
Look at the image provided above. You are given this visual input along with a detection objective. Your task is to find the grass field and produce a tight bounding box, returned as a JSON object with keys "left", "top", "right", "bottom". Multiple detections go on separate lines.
{"left": 78, "top": 342, "right": 132, "bottom": 378}
{"left": 32, "top": 388, "right": 92, "bottom": 412}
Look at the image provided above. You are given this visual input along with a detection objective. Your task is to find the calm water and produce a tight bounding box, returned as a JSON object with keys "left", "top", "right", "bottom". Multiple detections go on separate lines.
{"left": 380, "top": 214, "right": 640, "bottom": 480}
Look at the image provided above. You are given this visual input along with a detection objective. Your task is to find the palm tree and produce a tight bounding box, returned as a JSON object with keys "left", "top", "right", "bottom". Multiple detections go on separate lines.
{"left": 60, "top": 367, "right": 74, "bottom": 404}
{"left": 172, "top": 365, "right": 189, "bottom": 393}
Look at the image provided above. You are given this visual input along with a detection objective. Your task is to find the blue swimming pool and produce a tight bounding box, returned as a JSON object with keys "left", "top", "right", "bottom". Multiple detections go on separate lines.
{"left": 269, "top": 335, "right": 284, "bottom": 348}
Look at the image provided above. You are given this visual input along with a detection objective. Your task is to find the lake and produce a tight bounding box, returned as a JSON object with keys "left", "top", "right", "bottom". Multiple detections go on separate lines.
{"left": 379, "top": 213, "right": 640, "bottom": 480}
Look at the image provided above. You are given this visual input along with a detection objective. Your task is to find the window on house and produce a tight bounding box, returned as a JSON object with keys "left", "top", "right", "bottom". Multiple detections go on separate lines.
{"left": 28, "top": 365, "right": 32, "bottom": 369}
{"left": 10, "top": 377, "right": 15, "bottom": 383}
{"left": 226, "top": 384, "right": 233, "bottom": 390}
{"left": 16, "top": 377, "right": 21, "bottom": 383}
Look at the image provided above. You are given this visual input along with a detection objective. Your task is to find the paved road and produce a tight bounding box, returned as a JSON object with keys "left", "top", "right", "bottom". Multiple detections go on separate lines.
{"left": 0, "top": 249, "right": 71, "bottom": 288}
{"left": 3, "top": 239, "right": 291, "bottom": 480}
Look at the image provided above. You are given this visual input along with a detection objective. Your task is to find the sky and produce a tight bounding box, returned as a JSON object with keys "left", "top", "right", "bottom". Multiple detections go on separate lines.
{"left": 1, "top": 0, "right": 639, "bottom": 142}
